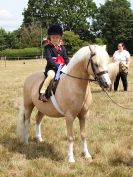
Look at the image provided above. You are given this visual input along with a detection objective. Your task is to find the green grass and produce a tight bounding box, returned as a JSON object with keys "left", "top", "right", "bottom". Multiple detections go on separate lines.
{"left": 0, "top": 58, "right": 133, "bottom": 177}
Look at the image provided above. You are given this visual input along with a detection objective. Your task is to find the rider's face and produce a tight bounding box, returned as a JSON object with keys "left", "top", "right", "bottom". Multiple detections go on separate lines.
{"left": 50, "top": 35, "right": 61, "bottom": 45}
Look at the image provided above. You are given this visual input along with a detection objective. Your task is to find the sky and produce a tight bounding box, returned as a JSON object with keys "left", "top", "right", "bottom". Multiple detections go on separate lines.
{"left": 0, "top": 0, "right": 133, "bottom": 31}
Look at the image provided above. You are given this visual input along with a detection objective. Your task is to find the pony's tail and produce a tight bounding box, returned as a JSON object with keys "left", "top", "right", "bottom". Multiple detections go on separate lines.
{"left": 17, "top": 98, "right": 25, "bottom": 143}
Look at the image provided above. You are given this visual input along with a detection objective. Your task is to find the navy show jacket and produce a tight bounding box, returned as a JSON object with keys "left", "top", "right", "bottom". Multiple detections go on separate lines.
{"left": 44, "top": 44, "right": 69, "bottom": 75}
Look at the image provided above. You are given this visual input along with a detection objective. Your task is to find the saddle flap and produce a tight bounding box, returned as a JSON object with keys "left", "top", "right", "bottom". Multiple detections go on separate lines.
{"left": 45, "top": 80, "right": 59, "bottom": 98}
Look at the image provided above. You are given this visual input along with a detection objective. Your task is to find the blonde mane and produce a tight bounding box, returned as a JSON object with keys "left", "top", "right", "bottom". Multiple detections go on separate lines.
{"left": 66, "top": 45, "right": 109, "bottom": 73}
{"left": 66, "top": 46, "right": 90, "bottom": 72}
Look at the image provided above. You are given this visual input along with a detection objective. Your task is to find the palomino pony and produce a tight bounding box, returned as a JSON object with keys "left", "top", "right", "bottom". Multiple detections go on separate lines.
{"left": 107, "top": 62, "right": 120, "bottom": 91}
{"left": 17, "top": 45, "right": 111, "bottom": 163}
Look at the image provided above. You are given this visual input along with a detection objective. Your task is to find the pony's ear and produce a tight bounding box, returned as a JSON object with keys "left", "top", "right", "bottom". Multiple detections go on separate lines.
{"left": 89, "top": 45, "right": 96, "bottom": 55}
{"left": 102, "top": 45, "right": 106, "bottom": 50}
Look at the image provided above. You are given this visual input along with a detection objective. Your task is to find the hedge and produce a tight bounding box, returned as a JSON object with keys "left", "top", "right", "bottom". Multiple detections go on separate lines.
{"left": 0, "top": 48, "right": 42, "bottom": 59}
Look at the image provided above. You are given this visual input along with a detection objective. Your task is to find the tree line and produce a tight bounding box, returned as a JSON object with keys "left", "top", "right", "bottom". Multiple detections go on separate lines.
{"left": 0, "top": 0, "right": 133, "bottom": 55}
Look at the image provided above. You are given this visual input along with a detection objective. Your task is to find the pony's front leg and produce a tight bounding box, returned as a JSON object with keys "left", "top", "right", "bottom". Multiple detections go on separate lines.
{"left": 78, "top": 113, "right": 92, "bottom": 162}
{"left": 35, "top": 111, "right": 44, "bottom": 142}
{"left": 65, "top": 116, "right": 75, "bottom": 163}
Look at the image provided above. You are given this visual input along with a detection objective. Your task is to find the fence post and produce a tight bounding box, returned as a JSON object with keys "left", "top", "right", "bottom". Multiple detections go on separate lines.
{"left": 4, "top": 56, "right": 6, "bottom": 67}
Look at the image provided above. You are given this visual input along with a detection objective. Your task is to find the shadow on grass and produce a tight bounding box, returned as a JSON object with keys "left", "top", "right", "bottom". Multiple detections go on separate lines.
{"left": 91, "top": 90, "right": 103, "bottom": 93}
{"left": 109, "top": 156, "right": 133, "bottom": 167}
{"left": 0, "top": 125, "right": 64, "bottom": 162}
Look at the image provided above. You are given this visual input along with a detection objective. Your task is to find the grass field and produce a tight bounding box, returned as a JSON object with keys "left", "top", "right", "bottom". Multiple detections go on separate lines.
{"left": 0, "top": 58, "right": 133, "bottom": 177}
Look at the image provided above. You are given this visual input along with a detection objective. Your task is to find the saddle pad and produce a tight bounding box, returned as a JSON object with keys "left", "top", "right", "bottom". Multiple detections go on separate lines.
{"left": 50, "top": 91, "right": 64, "bottom": 115}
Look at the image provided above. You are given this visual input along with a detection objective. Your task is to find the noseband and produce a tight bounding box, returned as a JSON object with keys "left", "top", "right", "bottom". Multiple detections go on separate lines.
{"left": 87, "top": 46, "right": 108, "bottom": 80}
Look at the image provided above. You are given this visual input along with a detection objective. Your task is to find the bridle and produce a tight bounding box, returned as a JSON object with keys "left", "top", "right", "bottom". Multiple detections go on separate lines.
{"left": 87, "top": 46, "right": 108, "bottom": 82}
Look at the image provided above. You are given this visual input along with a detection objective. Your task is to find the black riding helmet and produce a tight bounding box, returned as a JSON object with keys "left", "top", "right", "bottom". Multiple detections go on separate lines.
{"left": 48, "top": 25, "right": 63, "bottom": 36}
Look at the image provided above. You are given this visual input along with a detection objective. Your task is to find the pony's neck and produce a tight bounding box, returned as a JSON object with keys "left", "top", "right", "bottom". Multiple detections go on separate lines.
{"left": 114, "top": 62, "right": 120, "bottom": 75}
{"left": 65, "top": 59, "right": 89, "bottom": 91}
{"left": 68, "top": 60, "right": 88, "bottom": 78}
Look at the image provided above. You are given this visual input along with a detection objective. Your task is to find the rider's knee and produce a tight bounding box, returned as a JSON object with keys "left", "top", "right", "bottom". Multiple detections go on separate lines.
{"left": 48, "top": 70, "right": 55, "bottom": 80}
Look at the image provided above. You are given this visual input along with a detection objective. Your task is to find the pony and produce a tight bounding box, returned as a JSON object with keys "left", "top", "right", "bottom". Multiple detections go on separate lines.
{"left": 17, "top": 45, "right": 111, "bottom": 163}
{"left": 107, "top": 61, "right": 120, "bottom": 91}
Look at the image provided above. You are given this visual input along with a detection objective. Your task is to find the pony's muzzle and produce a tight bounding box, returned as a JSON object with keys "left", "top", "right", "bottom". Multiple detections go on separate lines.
{"left": 98, "top": 73, "right": 111, "bottom": 89}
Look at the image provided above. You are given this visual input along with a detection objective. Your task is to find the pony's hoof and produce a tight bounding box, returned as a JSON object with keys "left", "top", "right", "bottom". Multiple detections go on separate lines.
{"left": 17, "top": 137, "right": 24, "bottom": 144}
{"left": 68, "top": 157, "right": 75, "bottom": 163}
{"left": 82, "top": 152, "right": 93, "bottom": 162}
{"left": 24, "top": 142, "right": 29, "bottom": 145}
{"left": 85, "top": 156, "right": 93, "bottom": 163}
{"left": 36, "top": 136, "right": 44, "bottom": 142}
{"left": 24, "top": 140, "right": 29, "bottom": 145}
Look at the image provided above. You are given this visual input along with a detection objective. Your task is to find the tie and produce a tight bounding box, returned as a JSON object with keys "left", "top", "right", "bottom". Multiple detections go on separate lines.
{"left": 55, "top": 45, "right": 60, "bottom": 51}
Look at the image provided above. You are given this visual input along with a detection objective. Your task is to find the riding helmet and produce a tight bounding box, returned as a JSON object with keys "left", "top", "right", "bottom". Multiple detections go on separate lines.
{"left": 48, "top": 25, "right": 63, "bottom": 36}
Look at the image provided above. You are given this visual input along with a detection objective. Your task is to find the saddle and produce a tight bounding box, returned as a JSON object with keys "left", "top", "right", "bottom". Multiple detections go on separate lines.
{"left": 39, "top": 79, "right": 59, "bottom": 102}
{"left": 39, "top": 64, "right": 67, "bottom": 101}
{"left": 45, "top": 79, "right": 59, "bottom": 99}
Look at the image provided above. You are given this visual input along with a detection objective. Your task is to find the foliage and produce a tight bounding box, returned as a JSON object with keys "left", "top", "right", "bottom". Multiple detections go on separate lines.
{"left": 1, "top": 0, "right": 133, "bottom": 55}
{"left": 0, "top": 29, "right": 20, "bottom": 50}
{"left": 0, "top": 28, "right": 7, "bottom": 50}
{"left": 19, "top": 23, "right": 47, "bottom": 48}
{"left": 23, "top": 0, "right": 97, "bottom": 39}
{"left": 5, "top": 31, "right": 20, "bottom": 49}
{"left": 63, "top": 31, "right": 84, "bottom": 55}
{"left": 0, "top": 48, "right": 41, "bottom": 59}
{"left": 92, "top": 0, "right": 133, "bottom": 54}
{"left": 94, "top": 38, "right": 106, "bottom": 45}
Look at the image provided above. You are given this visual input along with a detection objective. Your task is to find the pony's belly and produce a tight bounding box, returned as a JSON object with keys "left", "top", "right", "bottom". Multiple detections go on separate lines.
{"left": 33, "top": 98, "right": 63, "bottom": 118}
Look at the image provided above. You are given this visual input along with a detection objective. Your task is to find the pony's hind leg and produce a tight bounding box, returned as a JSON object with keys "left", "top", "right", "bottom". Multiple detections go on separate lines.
{"left": 35, "top": 111, "right": 44, "bottom": 142}
{"left": 78, "top": 112, "right": 92, "bottom": 162}
{"left": 17, "top": 100, "right": 34, "bottom": 144}
{"left": 23, "top": 104, "right": 34, "bottom": 144}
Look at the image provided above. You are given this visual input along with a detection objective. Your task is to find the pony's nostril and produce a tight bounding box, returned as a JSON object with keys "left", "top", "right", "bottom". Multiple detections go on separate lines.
{"left": 104, "top": 81, "right": 109, "bottom": 88}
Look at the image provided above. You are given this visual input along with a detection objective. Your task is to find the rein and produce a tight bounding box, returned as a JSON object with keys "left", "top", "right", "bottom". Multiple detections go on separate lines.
{"left": 103, "top": 88, "right": 133, "bottom": 110}
{"left": 90, "top": 80, "right": 133, "bottom": 110}
{"left": 61, "top": 71, "right": 96, "bottom": 82}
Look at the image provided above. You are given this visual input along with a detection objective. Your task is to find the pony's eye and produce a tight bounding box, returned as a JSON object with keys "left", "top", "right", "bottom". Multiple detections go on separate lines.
{"left": 95, "top": 64, "right": 99, "bottom": 68}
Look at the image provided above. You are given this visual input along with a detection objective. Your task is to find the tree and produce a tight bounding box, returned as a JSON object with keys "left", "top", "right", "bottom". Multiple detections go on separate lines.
{"left": 23, "top": 0, "right": 97, "bottom": 39}
{"left": 5, "top": 31, "right": 20, "bottom": 49}
{"left": 0, "top": 28, "right": 7, "bottom": 50}
{"left": 63, "top": 31, "right": 84, "bottom": 55}
{"left": 92, "top": 0, "right": 133, "bottom": 54}
{"left": 0, "top": 28, "right": 20, "bottom": 50}
{"left": 19, "top": 23, "right": 47, "bottom": 48}
{"left": 23, "top": 0, "right": 58, "bottom": 28}
{"left": 94, "top": 37, "right": 106, "bottom": 45}
{"left": 57, "top": 0, "right": 97, "bottom": 39}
